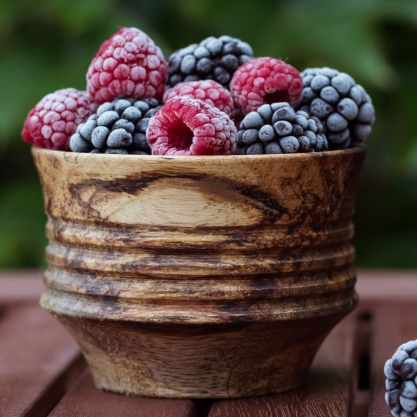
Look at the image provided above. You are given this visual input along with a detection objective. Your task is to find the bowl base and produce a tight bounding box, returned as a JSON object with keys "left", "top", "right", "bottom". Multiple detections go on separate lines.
{"left": 53, "top": 312, "right": 348, "bottom": 399}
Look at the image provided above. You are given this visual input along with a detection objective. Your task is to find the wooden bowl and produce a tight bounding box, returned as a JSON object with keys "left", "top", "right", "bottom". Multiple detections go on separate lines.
{"left": 32, "top": 146, "right": 365, "bottom": 398}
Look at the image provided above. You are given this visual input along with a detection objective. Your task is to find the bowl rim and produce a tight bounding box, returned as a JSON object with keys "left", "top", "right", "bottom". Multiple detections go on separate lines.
{"left": 31, "top": 144, "right": 366, "bottom": 164}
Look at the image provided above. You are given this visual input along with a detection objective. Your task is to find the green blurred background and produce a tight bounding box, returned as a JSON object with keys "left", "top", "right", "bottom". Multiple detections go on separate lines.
{"left": 1, "top": 0, "right": 417, "bottom": 269}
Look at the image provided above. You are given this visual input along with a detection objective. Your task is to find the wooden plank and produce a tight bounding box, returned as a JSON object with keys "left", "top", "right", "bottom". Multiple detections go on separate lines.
{"left": 357, "top": 270, "right": 417, "bottom": 303}
{"left": 0, "top": 303, "right": 83, "bottom": 417}
{"left": 368, "top": 305, "right": 417, "bottom": 417}
{"left": 207, "top": 314, "right": 355, "bottom": 417}
{"left": 48, "top": 370, "right": 199, "bottom": 417}
{"left": 0, "top": 271, "right": 43, "bottom": 304}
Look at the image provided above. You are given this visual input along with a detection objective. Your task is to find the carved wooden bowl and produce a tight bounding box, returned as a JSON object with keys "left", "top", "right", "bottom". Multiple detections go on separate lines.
{"left": 32, "top": 146, "right": 365, "bottom": 398}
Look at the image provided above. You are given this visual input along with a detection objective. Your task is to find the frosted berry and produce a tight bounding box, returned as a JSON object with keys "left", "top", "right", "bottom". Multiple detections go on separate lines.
{"left": 70, "top": 97, "right": 161, "bottom": 154}
{"left": 22, "top": 88, "right": 97, "bottom": 150}
{"left": 237, "top": 102, "right": 328, "bottom": 155}
{"left": 298, "top": 67, "right": 375, "bottom": 149}
{"left": 86, "top": 27, "right": 168, "bottom": 104}
{"left": 230, "top": 57, "right": 303, "bottom": 115}
{"left": 384, "top": 340, "right": 417, "bottom": 417}
{"left": 167, "top": 35, "right": 253, "bottom": 89}
{"left": 163, "top": 80, "right": 234, "bottom": 115}
{"left": 146, "top": 97, "right": 237, "bottom": 156}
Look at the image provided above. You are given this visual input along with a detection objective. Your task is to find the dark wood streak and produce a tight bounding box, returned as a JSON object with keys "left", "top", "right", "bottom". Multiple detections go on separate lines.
{"left": 72, "top": 172, "right": 288, "bottom": 225}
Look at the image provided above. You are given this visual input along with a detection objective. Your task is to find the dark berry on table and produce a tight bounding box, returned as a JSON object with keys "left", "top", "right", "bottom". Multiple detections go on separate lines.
{"left": 384, "top": 340, "right": 417, "bottom": 417}
{"left": 298, "top": 67, "right": 375, "bottom": 149}
{"left": 163, "top": 80, "right": 234, "bottom": 115}
{"left": 146, "top": 96, "right": 237, "bottom": 156}
{"left": 166, "top": 35, "right": 253, "bottom": 89}
{"left": 237, "top": 102, "right": 328, "bottom": 155}
{"left": 69, "top": 97, "right": 161, "bottom": 154}
{"left": 86, "top": 27, "right": 168, "bottom": 104}
{"left": 230, "top": 57, "right": 303, "bottom": 115}
{"left": 21, "top": 88, "right": 98, "bottom": 150}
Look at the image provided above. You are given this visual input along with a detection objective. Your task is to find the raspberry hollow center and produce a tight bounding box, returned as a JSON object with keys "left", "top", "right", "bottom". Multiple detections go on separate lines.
{"left": 167, "top": 121, "right": 193, "bottom": 151}
{"left": 264, "top": 90, "right": 290, "bottom": 105}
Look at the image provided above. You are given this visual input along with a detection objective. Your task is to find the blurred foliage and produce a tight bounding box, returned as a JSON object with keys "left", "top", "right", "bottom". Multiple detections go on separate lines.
{"left": 1, "top": 0, "right": 417, "bottom": 268}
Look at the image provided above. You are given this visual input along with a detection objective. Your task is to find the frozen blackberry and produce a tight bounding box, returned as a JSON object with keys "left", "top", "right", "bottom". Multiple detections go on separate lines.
{"left": 384, "top": 340, "right": 417, "bottom": 417}
{"left": 298, "top": 67, "right": 375, "bottom": 149}
{"left": 166, "top": 35, "right": 253, "bottom": 88}
{"left": 69, "top": 97, "right": 162, "bottom": 154}
{"left": 237, "top": 102, "right": 328, "bottom": 155}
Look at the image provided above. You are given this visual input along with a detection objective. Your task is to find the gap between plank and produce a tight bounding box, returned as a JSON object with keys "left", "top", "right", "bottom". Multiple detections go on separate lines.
{"left": 194, "top": 399, "right": 213, "bottom": 417}
{"left": 23, "top": 354, "right": 87, "bottom": 417}
{"left": 350, "top": 310, "right": 372, "bottom": 417}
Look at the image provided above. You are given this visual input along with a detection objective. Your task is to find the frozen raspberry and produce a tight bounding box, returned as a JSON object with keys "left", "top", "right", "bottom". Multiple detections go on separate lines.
{"left": 70, "top": 97, "right": 161, "bottom": 154}
{"left": 167, "top": 35, "right": 253, "bottom": 89}
{"left": 384, "top": 340, "right": 417, "bottom": 417}
{"left": 146, "top": 97, "right": 237, "bottom": 156}
{"left": 230, "top": 57, "right": 303, "bottom": 114}
{"left": 163, "top": 80, "right": 234, "bottom": 115}
{"left": 21, "top": 88, "right": 97, "bottom": 150}
{"left": 86, "top": 27, "right": 168, "bottom": 104}
{"left": 298, "top": 67, "right": 375, "bottom": 149}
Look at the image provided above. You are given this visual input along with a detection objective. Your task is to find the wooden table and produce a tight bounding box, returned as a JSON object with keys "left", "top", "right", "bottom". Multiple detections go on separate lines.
{"left": 1, "top": 271, "right": 416, "bottom": 417}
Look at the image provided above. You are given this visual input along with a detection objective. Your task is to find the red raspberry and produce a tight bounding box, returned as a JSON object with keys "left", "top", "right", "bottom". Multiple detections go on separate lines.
{"left": 230, "top": 57, "right": 303, "bottom": 114}
{"left": 147, "top": 97, "right": 237, "bottom": 156}
{"left": 163, "top": 80, "right": 234, "bottom": 115}
{"left": 86, "top": 27, "right": 168, "bottom": 104}
{"left": 21, "top": 88, "right": 97, "bottom": 150}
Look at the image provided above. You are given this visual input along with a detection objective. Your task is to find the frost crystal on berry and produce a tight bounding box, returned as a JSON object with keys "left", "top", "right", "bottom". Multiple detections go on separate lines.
{"left": 298, "top": 67, "right": 375, "bottom": 149}
{"left": 163, "top": 80, "right": 234, "bottom": 115}
{"left": 237, "top": 102, "right": 327, "bottom": 154}
{"left": 230, "top": 57, "right": 303, "bottom": 114}
{"left": 384, "top": 340, "right": 417, "bottom": 417}
{"left": 69, "top": 97, "right": 162, "bottom": 154}
{"left": 86, "top": 27, "right": 168, "bottom": 104}
{"left": 21, "top": 88, "right": 97, "bottom": 150}
{"left": 167, "top": 35, "right": 253, "bottom": 89}
{"left": 146, "top": 97, "right": 237, "bottom": 156}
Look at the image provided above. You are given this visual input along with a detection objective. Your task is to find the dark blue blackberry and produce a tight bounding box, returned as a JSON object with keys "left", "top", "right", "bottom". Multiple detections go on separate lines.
{"left": 298, "top": 67, "right": 375, "bottom": 149}
{"left": 167, "top": 35, "right": 253, "bottom": 89}
{"left": 237, "top": 102, "right": 328, "bottom": 155}
{"left": 69, "top": 98, "right": 162, "bottom": 154}
{"left": 384, "top": 340, "right": 417, "bottom": 417}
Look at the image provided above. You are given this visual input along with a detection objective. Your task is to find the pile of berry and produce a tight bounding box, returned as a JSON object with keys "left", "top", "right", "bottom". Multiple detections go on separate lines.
{"left": 22, "top": 26, "right": 375, "bottom": 156}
